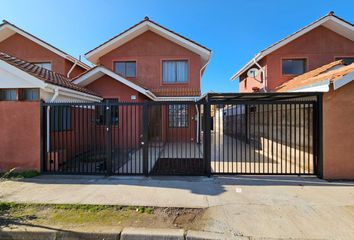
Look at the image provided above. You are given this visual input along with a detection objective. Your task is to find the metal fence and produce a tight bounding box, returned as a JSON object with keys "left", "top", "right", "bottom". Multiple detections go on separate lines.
{"left": 41, "top": 93, "right": 322, "bottom": 176}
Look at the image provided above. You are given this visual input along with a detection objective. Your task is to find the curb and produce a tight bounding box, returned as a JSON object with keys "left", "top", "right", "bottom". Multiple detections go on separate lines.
{"left": 121, "top": 227, "right": 184, "bottom": 240}
{"left": 0, "top": 227, "right": 242, "bottom": 240}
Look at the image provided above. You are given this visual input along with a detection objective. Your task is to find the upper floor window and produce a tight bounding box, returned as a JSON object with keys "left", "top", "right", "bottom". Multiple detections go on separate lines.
{"left": 335, "top": 57, "right": 354, "bottom": 65}
{"left": 33, "top": 62, "right": 52, "bottom": 70}
{"left": 0, "top": 89, "right": 17, "bottom": 101}
{"left": 282, "top": 59, "right": 306, "bottom": 75}
{"left": 114, "top": 61, "right": 136, "bottom": 78}
{"left": 162, "top": 60, "right": 188, "bottom": 83}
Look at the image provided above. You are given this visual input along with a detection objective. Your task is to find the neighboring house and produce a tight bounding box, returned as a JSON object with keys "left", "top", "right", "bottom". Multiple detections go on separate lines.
{"left": 231, "top": 12, "right": 354, "bottom": 92}
{"left": 0, "top": 20, "right": 90, "bottom": 79}
{"left": 0, "top": 52, "right": 101, "bottom": 171}
{"left": 277, "top": 60, "right": 354, "bottom": 179}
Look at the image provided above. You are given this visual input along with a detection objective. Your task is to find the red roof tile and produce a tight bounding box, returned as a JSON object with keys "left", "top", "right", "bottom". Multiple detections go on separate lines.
{"left": 0, "top": 52, "right": 100, "bottom": 97}
{"left": 277, "top": 60, "right": 354, "bottom": 92}
{"left": 150, "top": 87, "right": 200, "bottom": 97}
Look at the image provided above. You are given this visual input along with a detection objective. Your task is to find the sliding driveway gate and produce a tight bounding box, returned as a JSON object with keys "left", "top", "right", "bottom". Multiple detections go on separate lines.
{"left": 41, "top": 93, "right": 322, "bottom": 176}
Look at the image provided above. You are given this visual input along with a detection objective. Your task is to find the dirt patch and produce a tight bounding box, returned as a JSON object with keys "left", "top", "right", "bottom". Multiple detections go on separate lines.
{"left": 0, "top": 202, "right": 205, "bottom": 232}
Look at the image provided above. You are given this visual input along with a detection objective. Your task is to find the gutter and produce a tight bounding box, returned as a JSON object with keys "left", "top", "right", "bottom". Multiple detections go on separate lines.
{"left": 67, "top": 60, "right": 78, "bottom": 78}
{"left": 200, "top": 55, "right": 211, "bottom": 80}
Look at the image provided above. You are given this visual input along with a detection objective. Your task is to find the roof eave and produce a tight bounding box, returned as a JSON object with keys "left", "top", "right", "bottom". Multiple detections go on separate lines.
{"left": 84, "top": 20, "right": 211, "bottom": 65}
{"left": 0, "top": 21, "right": 90, "bottom": 70}
{"left": 230, "top": 14, "right": 354, "bottom": 80}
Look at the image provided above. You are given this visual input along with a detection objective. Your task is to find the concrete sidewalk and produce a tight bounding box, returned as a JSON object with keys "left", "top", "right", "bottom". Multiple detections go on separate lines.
{"left": 1, "top": 175, "right": 354, "bottom": 239}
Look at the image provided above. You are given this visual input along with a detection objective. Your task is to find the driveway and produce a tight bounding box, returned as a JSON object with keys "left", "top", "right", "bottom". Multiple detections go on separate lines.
{"left": 0, "top": 175, "right": 353, "bottom": 239}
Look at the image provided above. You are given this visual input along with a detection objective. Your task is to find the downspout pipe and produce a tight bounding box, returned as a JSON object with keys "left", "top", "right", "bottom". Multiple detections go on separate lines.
{"left": 67, "top": 60, "right": 78, "bottom": 78}
{"left": 47, "top": 88, "right": 59, "bottom": 152}
{"left": 194, "top": 97, "right": 200, "bottom": 144}
{"left": 253, "top": 58, "right": 267, "bottom": 92}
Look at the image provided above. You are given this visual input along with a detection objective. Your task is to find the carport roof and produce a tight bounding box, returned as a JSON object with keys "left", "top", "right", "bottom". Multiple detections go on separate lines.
{"left": 202, "top": 92, "right": 321, "bottom": 102}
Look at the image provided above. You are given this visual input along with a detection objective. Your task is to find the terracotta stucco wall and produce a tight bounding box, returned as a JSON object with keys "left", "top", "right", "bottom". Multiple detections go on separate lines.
{"left": 98, "top": 30, "right": 202, "bottom": 93}
{"left": 0, "top": 33, "right": 86, "bottom": 78}
{"left": 241, "top": 26, "right": 354, "bottom": 92}
{"left": 323, "top": 81, "right": 354, "bottom": 179}
{"left": 0, "top": 102, "right": 40, "bottom": 172}
{"left": 239, "top": 58, "right": 267, "bottom": 92}
{"left": 86, "top": 75, "right": 146, "bottom": 101}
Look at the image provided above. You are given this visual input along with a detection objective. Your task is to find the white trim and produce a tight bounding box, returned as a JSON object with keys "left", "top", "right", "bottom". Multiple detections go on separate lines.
{"left": 0, "top": 23, "right": 90, "bottom": 70}
{"left": 290, "top": 83, "right": 330, "bottom": 92}
{"left": 45, "top": 84, "right": 102, "bottom": 102}
{"left": 154, "top": 96, "right": 200, "bottom": 101}
{"left": 85, "top": 21, "right": 211, "bottom": 65}
{"left": 231, "top": 15, "right": 354, "bottom": 80}
{"left": 73, "top": 66, "right": 156, "bottom": 100}
{"left": 0, "top": 59, "right": 47, "bottom": 88}
{"left": 333, "top": 71, "right": 354, "bottom": 90}
{"left": 0, "top": 58, "right": 101, "bottom": 102}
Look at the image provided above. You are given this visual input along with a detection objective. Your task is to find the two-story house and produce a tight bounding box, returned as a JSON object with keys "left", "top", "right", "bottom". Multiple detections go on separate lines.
{"left": 73, "top": 17, "right": 211, "bottom": 143}
{"left": 0, "top": 17, "right": 211, "bottom": 172}
{"left": 231, "top": 12, "right": 354, "bottom": 92}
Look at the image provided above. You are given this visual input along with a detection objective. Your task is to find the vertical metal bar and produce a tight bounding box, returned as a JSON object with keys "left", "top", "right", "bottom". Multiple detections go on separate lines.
{"left": 262, "top": 104, "right": 265, "bottom": 173}
{"left": 142, "top": 103, "right": 149, "bottom": 176}
{"left": 316, "top": 94, "right": 323, "bottom": 178}
{"left": 280, "top": 104, "right": 283, "bottom": 173}
{"left": 257, "top": 104, "right": 260, "bottom": 174}
{"left": 203, "top": 103, "right": 211, "bottom": 176}
{"left": 276, "top": 104, "right": 278, "bottom": 174}
{"left": 105, "top": 102, "right": 112, "bottom": 175}
{"left": 39, "top": 102, "right": 44, "bottom": 173}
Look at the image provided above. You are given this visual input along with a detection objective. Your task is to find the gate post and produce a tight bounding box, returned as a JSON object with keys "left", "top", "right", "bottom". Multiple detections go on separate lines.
{"left": 142, "top": 103, "right": 149, "bottom": 176}
{"left": 203, "top": 103, "right": 211, "bottom": 177}
{"left": 316, "top": 93, "right": 323, "bottom": 179}
{"left": 105, "top": 102, "right": 112, "bottom": 175}
{"left": 39, "top": 100, "right": 44, "bottom": 173}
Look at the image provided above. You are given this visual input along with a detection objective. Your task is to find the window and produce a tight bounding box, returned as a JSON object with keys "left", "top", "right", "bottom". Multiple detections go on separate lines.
{"left": 168, "top": 104, "right": 188, "bottom": 128}
{"left": 33, "top": 62, "right": 52, "bottom": 70}
{"left": 21, "top": 88, "right": 39, "bottom": 101}
{"left": 96, "top": 99, "right": 119, "bottom": 125}
{"left": 0, "top": 89, "right": 17, "bottom": 101}
{"left": 282, "top": 59, "right": 306, "bottom": 75}
{"left": 335, "top": 57, "right": 354, "bottom": 65}
{"left": 162, "top": 60, "right": 188, "bottom": 83}
{"left": 114, "top": 61, "right": 136, "bottom": 77}
{"left": 51, "top": 107, "right": 71, "bottom": 131}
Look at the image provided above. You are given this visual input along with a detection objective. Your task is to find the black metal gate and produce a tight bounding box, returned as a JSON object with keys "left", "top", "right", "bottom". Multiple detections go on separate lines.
{"left": 41, "top": 101, "right": 204, "bottom": 176}
{"left": 41, "top": 93, "right": 322, "bottom": 176}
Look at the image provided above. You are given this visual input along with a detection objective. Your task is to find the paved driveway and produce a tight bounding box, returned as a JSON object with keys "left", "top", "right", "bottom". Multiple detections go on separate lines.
{"left": 0, "top": 175, "right": 353, "bottom": 239}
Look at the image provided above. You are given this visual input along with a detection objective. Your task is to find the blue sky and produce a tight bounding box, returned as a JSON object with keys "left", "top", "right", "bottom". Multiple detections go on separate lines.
{"left": 1, "top": 0, "right": 353, "bottom": 93}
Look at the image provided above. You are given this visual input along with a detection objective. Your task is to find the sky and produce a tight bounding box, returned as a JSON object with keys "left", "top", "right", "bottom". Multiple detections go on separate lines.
{"left": 1, "top": 0, "right": 353, "bottom": 93}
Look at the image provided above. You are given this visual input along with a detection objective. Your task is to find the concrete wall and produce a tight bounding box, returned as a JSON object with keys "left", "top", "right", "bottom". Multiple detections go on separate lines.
{"left": 98, "top": 30, "right": 202, "bottom": 94}
{"left": 0, "top": 101, "right": 40, "bottom": 172}
{"left": 241, "top": 26, "right": 354, "bottom": 92}
{"left": 323, "top": 81, "right": 354, "bottom": 179}
{"left": 0, "top": 33, "right": 86, "bottom": 78}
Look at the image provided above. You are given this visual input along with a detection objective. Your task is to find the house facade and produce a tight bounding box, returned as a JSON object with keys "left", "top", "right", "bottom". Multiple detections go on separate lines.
{"left": 231, "top": 12, "right": 354, "bottom": 92}
{"left": 0, "top": 17, "right": 211, "bottom": 172}
{"left": 277, "top": 60, "right": 354, "bottom": 179}
{"left": 0, "top": 20, "right": 89, "bottom": 79}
